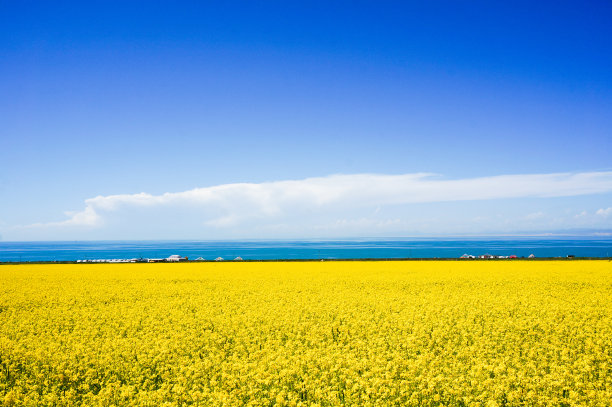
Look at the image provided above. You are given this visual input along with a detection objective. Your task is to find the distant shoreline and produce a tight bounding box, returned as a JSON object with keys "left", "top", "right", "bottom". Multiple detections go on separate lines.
{"left": 1, "top": 257, "right": 610, "bottom": 265}
{"left": 2, "top": 239, "right": 610, "bottom": 262}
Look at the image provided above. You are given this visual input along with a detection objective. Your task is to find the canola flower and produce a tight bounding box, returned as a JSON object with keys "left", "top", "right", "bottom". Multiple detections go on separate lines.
{"left": 0, "top": 260, "right": 611, "bottom": 406}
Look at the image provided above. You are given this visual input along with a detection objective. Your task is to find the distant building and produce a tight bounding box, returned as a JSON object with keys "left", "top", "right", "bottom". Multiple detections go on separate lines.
{"left": 166, "top": 255, "right": 187, "bottom": 262}
{"left": 215, "top": 257, "right": 224, "bottom": 261}
{"left": 509, "top": 255, "right": 517, "bottom": 259}
{"left": 234, "top": 256, "right": 243, "bottom": 261}
{"left": 528, "top": 254, "right": 535, "bottom": 258}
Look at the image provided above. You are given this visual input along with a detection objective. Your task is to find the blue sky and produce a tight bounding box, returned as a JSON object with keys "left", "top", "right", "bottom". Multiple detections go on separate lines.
{"left": 1, "top": 1, "right": 611, "bottom": 240}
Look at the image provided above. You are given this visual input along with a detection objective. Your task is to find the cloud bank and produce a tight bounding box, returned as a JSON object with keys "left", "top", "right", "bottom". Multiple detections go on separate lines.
{"left": 10, "top": 171, "right": 612, "bottom": 239}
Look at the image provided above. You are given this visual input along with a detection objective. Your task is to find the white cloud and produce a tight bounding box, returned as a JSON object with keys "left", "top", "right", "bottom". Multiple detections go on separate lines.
{"left": 525, "top": 211, "right": 545, "bottom": 220}
{"left": 596, "top": 207, "right": 612, "bottom": 217}
{"left": 21, "top": 206, "right": 101, "bottom": 228}
{"left": 9, "top": 171, "right": 612, "bottom": 238}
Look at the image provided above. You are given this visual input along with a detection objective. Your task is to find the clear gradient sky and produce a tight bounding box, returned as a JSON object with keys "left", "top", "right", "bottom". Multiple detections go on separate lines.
{"left": 1, "top": 1, "right": 611, "bottom": 240}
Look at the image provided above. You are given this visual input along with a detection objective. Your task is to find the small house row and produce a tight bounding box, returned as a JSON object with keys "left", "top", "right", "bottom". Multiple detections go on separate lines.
{"left": 460, "top": 253, "right": 535, "bottom": 259}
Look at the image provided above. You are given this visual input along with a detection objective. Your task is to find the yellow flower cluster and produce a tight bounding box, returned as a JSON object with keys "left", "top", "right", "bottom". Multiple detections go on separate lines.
{"left": 0, "top": 260, "right": 610, "bottom": 406}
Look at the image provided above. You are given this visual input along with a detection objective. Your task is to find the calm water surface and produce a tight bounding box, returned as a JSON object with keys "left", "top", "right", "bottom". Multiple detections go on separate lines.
{"left": 1, "top": 239, "right": 611, "bottom": 262}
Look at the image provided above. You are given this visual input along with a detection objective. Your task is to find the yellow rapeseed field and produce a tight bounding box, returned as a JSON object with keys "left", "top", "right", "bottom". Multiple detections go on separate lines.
{"left": 0, "top": 261, "right": 610, "bottom": 406}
